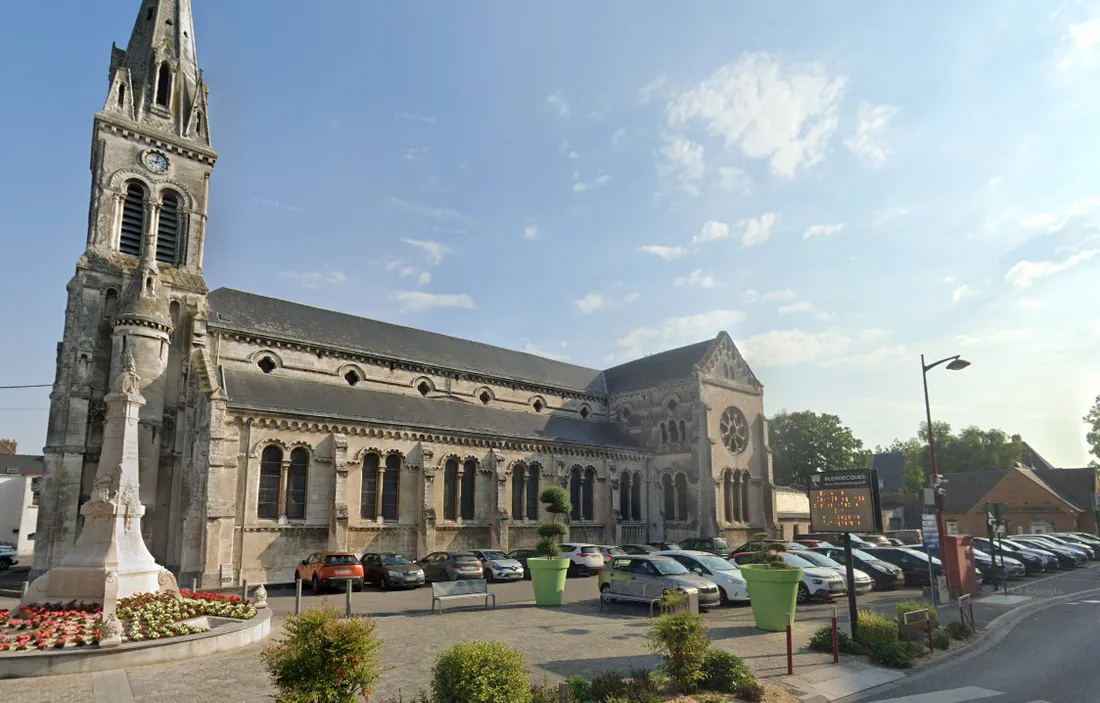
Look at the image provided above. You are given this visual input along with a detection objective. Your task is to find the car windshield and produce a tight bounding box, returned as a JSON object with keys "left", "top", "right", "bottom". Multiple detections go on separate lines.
{"left": 603, "top": 547, "right": 626, "bottom": 556}
{"left": 780, "top": 553, "right": 817, "bottom": 569}
{"left": 695, "top": 555, "right": 736, "bottom": 572}
{"left": 799, "top": 552, "right": 841, "bottom": 568}
{"left": 452, "top": 553, "right": 479, "bottom": 563}
{"left": 580, "top": 546, "right": 600, "bottom": 554}
{"left": 479, "top": 551, "right": 508, "bottom": 561}
{"left": 382, "top": 555, "right": 413, "bottom": 566}
{"left": 651, "top": 559, "right": 690, "bottom": 576}
{"left": 325, "top": 555, "right": 358, "bottom": 566}
{"left": 847, "top": 548, "right": 878, "bottom": 562}
{"left": 899, "top": 548, "right": 941, "bottom": 565}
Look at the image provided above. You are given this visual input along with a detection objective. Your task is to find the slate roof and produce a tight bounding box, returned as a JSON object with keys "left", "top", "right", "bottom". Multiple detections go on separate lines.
{"left": 939, "top": 470, "right": 1010, "bottom": 514}
{"left": 871, "top": 452, "right": 906, "bottom": 493}
{"left": 1, "top": 454, "right": 44, "bottom": 476}
{"left": 601, "top": 339, "right": 715, "bottom": 395}
{"left": 221, "top": 367, "right": 646, "bottom": 452}
{"left": 1032, "top": 467, "right": 1097, "bottom": 510}
{"left": 207, "top": 288, "right": 608, "bottom": 396}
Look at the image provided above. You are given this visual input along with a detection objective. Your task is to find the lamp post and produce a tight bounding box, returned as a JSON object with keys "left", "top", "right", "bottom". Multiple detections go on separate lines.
{"left": 921, "top": 353, "right": 970, "bottom": 604}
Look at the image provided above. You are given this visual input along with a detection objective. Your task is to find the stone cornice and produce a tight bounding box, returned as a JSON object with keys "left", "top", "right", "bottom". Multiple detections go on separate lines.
{"left": 609, "top": 379, "right": 697, "bottom": 404}
{"left": 95, "top": 113, "right": 218, "bottom": 164}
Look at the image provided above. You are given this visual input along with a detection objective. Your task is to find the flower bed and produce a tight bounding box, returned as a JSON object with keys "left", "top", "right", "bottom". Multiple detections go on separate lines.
{"left": 0, "top": 590, "right": 257, "bottom": 652}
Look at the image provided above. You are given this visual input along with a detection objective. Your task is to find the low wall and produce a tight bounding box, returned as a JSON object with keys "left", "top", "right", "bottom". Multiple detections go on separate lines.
{"left": 0, "top": 609, "right": 272, "bottom": 678}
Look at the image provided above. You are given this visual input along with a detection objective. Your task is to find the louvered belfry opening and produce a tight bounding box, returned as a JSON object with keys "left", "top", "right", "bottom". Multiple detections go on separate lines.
{"left": 119, "top": 182, "right": 145, "bottom": 257}
{"left": 156, "top": 191, "right": 180, "bottom": 264}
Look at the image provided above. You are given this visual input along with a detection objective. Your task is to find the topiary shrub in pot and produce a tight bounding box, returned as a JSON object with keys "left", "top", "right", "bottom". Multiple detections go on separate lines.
{"left": 738, "top": 532, "right": 803, "bottom": 632}
{"left": 527, "top": 485, "right": 573, "bottom": 606}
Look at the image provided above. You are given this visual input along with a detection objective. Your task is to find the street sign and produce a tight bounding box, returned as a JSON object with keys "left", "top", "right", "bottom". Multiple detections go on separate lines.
{"left": 922, "top": 513, "right": 939, "bottom": 549}
{"left": 808, "top": 469, "right": 878, "bottom": 533}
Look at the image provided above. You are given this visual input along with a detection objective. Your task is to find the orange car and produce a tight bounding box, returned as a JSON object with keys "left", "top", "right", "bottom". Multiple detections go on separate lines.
{"left": 296, "top": 551, "right": 364, "bottom": 593}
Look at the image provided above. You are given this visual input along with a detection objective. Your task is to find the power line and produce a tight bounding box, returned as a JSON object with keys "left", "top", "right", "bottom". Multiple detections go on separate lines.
{"left": 0, "top": 384, "right": 52, "bottom": 390}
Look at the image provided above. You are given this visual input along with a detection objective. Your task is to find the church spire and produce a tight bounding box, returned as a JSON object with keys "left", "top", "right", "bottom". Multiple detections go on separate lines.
{"left": 102, "top": 0, "right": 211, "bottom": 148}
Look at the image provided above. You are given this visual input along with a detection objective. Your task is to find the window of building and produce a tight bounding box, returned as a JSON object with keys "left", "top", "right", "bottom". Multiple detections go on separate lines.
{"left": 526, "top": 464, "right": 539, "bottom": 520}
{"left": 344, "top": 370, "right": 360, "bottom": 386}
{"left": 360, "top": 453, "right": 379, "bottom": 520}
{"left": 443, "top": 458, "right": 459, "bottom": 520}
{"left": 257, "top": 445, "right": 281, "bottom": 519}
{"left": 155, "top": 191, "right": 180, "bottom": 265}
{"left": 118, "top": 84, "right": 126, "bottom": 107}
{"left": 582, "top": 467, "right": 596, "bottom": 520}
{"left": 723, "top": 472, "right": 733, "bottom": 522}
{"left": 631, "top": 471, "right": 642, "bottom": 521}
{"left": 30, "top": 477, "right": 42, "bottom": 506}
{"left": 569, "top": 466, "right": 582, "bottom": 520}
{"left": 580, "top": 405, "right": 591, "bottom": 420}
{"left": 679, "top": 420, "right": 687, "bottom": 443}
{"left": 104, "top": 288, "right": 119, "bottom": 319}
{"left": 661, "top": 423, "right": 668, "bottom": 444}
{"left": 669, "top": 420, "right": 679, "bottom": 443}
{"left": 381, "top": 454, "right": 400, "bottom": 520}
{"left": 257, "top": 356, "right": 276, "bottom": 374}
{"left": 155, "top": 62, "right": 172, "bottom": 108}
{"left": 662, "top": 474, "right": 675, "bottom": 521}
{"left": 533, "top": 398, "right": 544, "bottom": 413}
{"left": 620, "top": 472, "right": 631, "bottom": 520}
{"left": 511, "top": 463, "right": 525, "bottom": 520}
{"left": 740, "top": 473, "right": 750, "bottom": 524}
{"left": 119, "top": 182, "right": 145, "bottom": 257}
{"left": 417, "top": 381, "right": 431, "bottom": 397}
{"left": 461, "top": 459, "right": 477, "bottom": 520}
{"left": 479, "top": 390, "right": 491, "bottom": 405}
{"left": 285, "top": 448, "right": 308, "bottom": 520}
{"left": 675, "top": 473, "right": 688, "bottom": 521}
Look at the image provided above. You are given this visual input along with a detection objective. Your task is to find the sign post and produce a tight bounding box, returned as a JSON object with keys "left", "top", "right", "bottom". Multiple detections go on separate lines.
{"left": 807, "top": 469, "right": 880, "bottom": 640}
{"left": 921, "top": 512, "right": 940, "bottom": 604}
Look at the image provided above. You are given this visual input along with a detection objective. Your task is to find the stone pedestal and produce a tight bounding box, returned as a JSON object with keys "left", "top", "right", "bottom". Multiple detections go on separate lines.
{"left": 21, "top": 353, "right": 179, "bottom": 613}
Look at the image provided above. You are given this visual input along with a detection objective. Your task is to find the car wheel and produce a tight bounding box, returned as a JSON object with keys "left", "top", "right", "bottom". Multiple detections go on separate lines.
{"left": 381, "top": 575, "right": 390, "bottom": 591}
{"left": 0, "top": 559, "right": 10, "bottom": 571}
{"left": 311, "top": 575, "right": 320, "bottom": 594}
{"left": 354, "top": 581, "right": 364, "bottom": 593}
{"left": 599, "top": 582, "right": 611, "bottom": 593}
{"left": 567, "top": 562, "right": 577, "bottom": 578}
{"left": 797, "top": 583, "right": 810, "bottom": 604}
{"left": 719, "top": 589, "right": 730, "bottom": 606}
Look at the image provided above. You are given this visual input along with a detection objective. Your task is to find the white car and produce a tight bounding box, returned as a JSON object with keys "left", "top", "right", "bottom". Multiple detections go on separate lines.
{"left": 794, "top": 550, "right": 874, "bottom": 595}
{"left": 778, "top": 552, "right": 847, "bottom": 602}
{"left": 472, "top": 550, "right": 525, "bottom": 582}
{"left": 654, "top": 550, "right": 750, "bottom": 605}
{"left": 559, "top": 543, "right": 605, "bottom": 576}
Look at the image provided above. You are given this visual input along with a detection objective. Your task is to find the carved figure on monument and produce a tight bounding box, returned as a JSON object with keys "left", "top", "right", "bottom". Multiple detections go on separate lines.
{"left": 157, "top": 569, "right": 181, "bottom": 597}
{"left": 334, "top": 504, "right": 349, "bottom": 519}
{"left": 116, "top": 350, "right": 141, "bottom": 395}
{"left": 254, "top": 584, "right": 269, "bottom": 609}
{"left": 100, "top": 612, "right": 123, "bottom": 648}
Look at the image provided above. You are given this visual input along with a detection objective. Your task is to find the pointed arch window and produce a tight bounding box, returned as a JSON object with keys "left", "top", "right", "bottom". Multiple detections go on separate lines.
{"left": 582, "top": 467, "right": 596, "bottom": 520}
{"left": 741, "top": 473, "right": 751, "bottom": 524}
{"left": 723, "top": 471, "right": 734, "bottom": 522}
{"left": 119, "top": 182, "right": 145, "bottom": 257}
{"left": 511, "top": 463, "right": 525, "bottom": 520}
{"left": 631, "top": 471, "right": 642, "bottom": 521}
{"left": 285, "top": 448, "right": 309, "bottom": 520}
{"left": 675, "top": 473, "right": 688, "bottom": 521}
{"left": 156, "top": 191, "right": 180, "bottom": 265}
{"left": 662, "top": 474, "right": 675, "bottom": 521}
{"left": 461, "top": 459, "right": 477, "bottom": 520}
{"left": 620, "top": 472, "right": 631, "bottom": 520}
{"left": 679, "top": 420, "right": 687, "bottom": 444}
{"left": 569, "top": 466, "right": 582, "bottom": 520}
{"left": 360, "top": 453, "right": 379, "bottom": 520}
{"left": 381, "top": 454, "right": 401, "bottom": 520}
{"left": 257, "top": 445, "right": 281, "bottom": 519}
{"left": 195, "top": 112, "right": 205, "bottom": 136}
{"left": 669, "top": 420, "right": 679, "bottom": 443}
{"left": 118, "top": 84, "right": 126, "bottom": 108}
{"left": 155, "top": 62, "right": 173, "bottom": 108}
{"left": 660, "top": 423, "right": 668, "bottom": 445}
{"left": 443, "top": 458, "right": 459, "bottom": 521}
{"left": 526, "top": 464, "right": 540, "bottom": 520}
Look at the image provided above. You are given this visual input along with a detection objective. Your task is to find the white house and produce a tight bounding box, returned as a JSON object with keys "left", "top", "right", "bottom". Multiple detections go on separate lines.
{"left": 0, "top": 447, "right": 44, "bottom": 558}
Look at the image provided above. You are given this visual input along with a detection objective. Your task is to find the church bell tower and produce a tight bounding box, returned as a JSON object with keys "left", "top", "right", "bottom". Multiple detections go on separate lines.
{"left": 33, "top": 0, "right": 218, "bottom": 577}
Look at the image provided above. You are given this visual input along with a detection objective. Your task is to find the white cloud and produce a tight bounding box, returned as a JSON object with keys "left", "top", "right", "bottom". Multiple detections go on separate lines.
{"left": 952, "top": 284, "right": 977, "bottom": 303}
{"left": 762, "top": 289, "right": 797, "bottom": 302}
{"left": 956, "top": 329, "right": 1030, "bottom": 347}
{"left": 737, "top": 328, "right": 852, "bottom": 367}
{"left": 522, "top": 342, "right": 570, "bottom": 362}
{"left": 666, "top": 52, "right": 847, "bottom": 178}
{"left": 674, "top": 270, "right": 722, "bottom": 289}
{"left": 843, "top": 102, "right": 900, "bottom": 169}
{"left": 523, "top": 225, "right": 540, "bottom": 240}
{"left": 567, "top": 150, "right": 581, "bottom": 160}
{"left": 593, "top": 173, "right": 611, "bottom": 186}
{"left": 607, "top": 310, "right": 747, "bottom": 361}
{"left": 860, "top": 328, "right": 892, "bottom": 343}
{"left": 871, "top": 208, "right": 909, "bottom": 226}
{"left": 848, "top": 345, "right": 910, "bottom": 365}
{"left": 401, "top": 238, "right": 451, "bottom": 265}
{"left": 716, "top": 166, "right": 753, "bottom": 194}
{"left": 1092, "top": 318, "right": 1100, "bottom": 336}
{"left": 693, "top": 220, "right": 730, "bottom": 244}
{"left": 1004, "top": 249, "right": 1098, "bottom": 288}
{"left": 384, "top": 260, "right": 402, "bottom": 272}
{"left": 740, "top": 213, "right": 779, "bottom": 248}
{"left": 1019, "top": 196, "right": 1100, "bottom": 234}
{"left": 658, "top": 137, "right": 706, "bottom": 196}
{"left": 391, "top": 291, "right": 474, "bottom": 312}
{"left": 611, "top": 128, "right": 627, "bottom": 147}
{"left": 546, "top": 90, "right": 572, "bottom": 119}
{"left": 814, "top": 311, "right": 836, "bottom": 321}
{"left": 637, "top": 74, "right": 670, "bottom": 105}
{"left": 573, "top": 172, "right": 611, "bottom": 193}
{"left": 572, "top": 182, "right": 589, "bottom": 193}
{"left": 942, "top": 276, "right": 956, "bottom": 284}
{"left": 624, "top": 292, "right": 641, "bottom": 304}
{"left": 1060, "top": 16, "right": 1100, "bottom": 70}
{"left": 574, "top": 293, "right": 606, "bottom": 314}
{"left": 803, "top": 222, "right": 845, "bottom": 240}
{"left": 386, "top": 196, "right": 470, "bottom": 222}
{"left": 418, "top": 272, "right": 431, "bottom": 285}
{"left": 404, "top": 147, "right": 429, "bottom": 161}
{"left": 742, "top": 289, "right": 759, "bottom": 303}
{"left": 639, "top": 245, "right": 685, "bottom": 261}
{"left": 778, "top": 301, "right": 814, "bottom": 315}
{"left": 399, "top": 266, "right": 416, "bottom": 278}
{"left": 1018, "top": 297, "right": 1042, "bottom": 309}
{"left": 279, "top": 270, "right": 347, "bottom": 288}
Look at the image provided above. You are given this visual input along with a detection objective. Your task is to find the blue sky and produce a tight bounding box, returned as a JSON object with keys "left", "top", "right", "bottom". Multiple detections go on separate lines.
{"left": 1, "top": 1, "right": 1098, "bottom": 467}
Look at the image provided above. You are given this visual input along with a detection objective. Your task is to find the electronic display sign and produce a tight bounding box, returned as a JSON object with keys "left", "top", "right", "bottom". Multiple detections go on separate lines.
{"left": 808, "top": 469, "right": 877, "bottom": 533}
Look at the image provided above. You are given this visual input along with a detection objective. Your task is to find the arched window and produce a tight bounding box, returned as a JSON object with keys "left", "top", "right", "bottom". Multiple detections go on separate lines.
{"left": 631, "top": 471, "right": 642, "bottom": 521}
{"left": 526, "top": 464, "right": 540, "bottom": 520}
{"left": 196, "top": 112, "right": 205, "bottom": 136}
{"left": 118, "top": 83, "right": 126, "bottom": 107}
{"left": 155, "top": 62, "right": 172, "bottom": 108}
{"left": 731, "top": 471, "right": 742, "bottom": 522}
{"left": 257, "top": 445, "right": 281, "bottom": 519}
{"left": 569, "top": 466, "right": 582, "bottom": 520}
{"left": 511, "top": 463, "right": 525, "bottom": 520}
{"left": 104, "top": 288, "right": 119, "bottom": 319}
{"left": 461, "top": 458, "right": 477, "bottom": 520}
{"left": 741, "top": 473, "right": 751, "bottom": 524}
{"left": 669, "top": 420, "right": 679, "bottom": 443}
{"left": 662, "top": 474, "right": 675, "bottom": 521}
{"left": 360, "top": 453, "right": 379, "bottom": 519}
{"left": 723, "top": 472, "right": 734, "bottom": 522}
{"left": 679, "top": 420, "right": 687, "bottom": 444}
{"left": 619, "top": 472, "right": 631, "bottom": 520}
{"left": 381, "top": 454, "right": 400, "bottom": 520}
{"left": 156, "top": 191, "right": 180, "bottom": 265}
{"left": 675, "top": 473, "right": 688, "bottom": 521}
{"left": 119, "top": 182, "right": 145, "bottom": 257}
{"left": 285, "top": 448, "right": 309, "bottom": 520}
{"left": 582, "top": 467, "right": 596, "bottom": 520}
{"left": 443, "top": 458, "right": 459, "bottom": 521}
{"left": 660, "top": 423, "right": 668, "bottom": 444}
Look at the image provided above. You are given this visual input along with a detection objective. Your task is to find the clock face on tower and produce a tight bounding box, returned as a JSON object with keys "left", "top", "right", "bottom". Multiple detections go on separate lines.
{"left": 143, "top": 151, "right": 169, "bottom": 173}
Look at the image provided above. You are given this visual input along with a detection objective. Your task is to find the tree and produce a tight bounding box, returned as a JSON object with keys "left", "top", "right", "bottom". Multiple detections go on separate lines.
{"left": 768, "top": 410, "right": 867, "bottom": 486}
{"left": 885, "top": 422, "right": 1027, "bottom": 496}
{"left": 1085, "top": 395, "right": 1100, "bottom": 467}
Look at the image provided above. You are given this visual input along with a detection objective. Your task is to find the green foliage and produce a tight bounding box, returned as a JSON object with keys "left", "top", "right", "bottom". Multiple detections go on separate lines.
{"left": 896, "top": 600, "right": 939, "bottom": 629}
{"left": 945, "top": 621, "right": 974, "bottom": 640}
{"left": 565, "top": 676, "right": 591, "bottom": 702}
{"left": 431, "top": 641, "right": 531, "bottom": 703}
{"left": 808, "top": 625, "right": 863, "bottom": 655}
{"left": 624, "top": 669, "right": 661, "bottom": 703}
{"left": 932, "top": 629, "right": 951, "bottom": 650}
{"left": 647, "top": 610, "right": 710, "bottom": 693}
{"left": 539, "top": 486, "right": 572, "bottom": 515}
{"left": 746, "top": 533, "right": 791, "bottom": 569}
{"left": 259, "top": 605, "right": 383, "bottom": 703}
{"left": 768, "top": 410, "right": 868, "bottom": 485}
{"left": 867, "top": 640, "right": 916, "bottom": 669}
{"left": 887, "top": 422, "right": 1029, "bottom": 493}
{"left": 855, "top": 609, "right": 899, "bottom": 648}
{"left": 700, "top": 649, "right": 755, "bottom": 694}
{"left": 1085, "top": 394, "right": 1100, "bottom": 466}
{"left": 376, "top": 691, "right": 434, "bottom": 703}
{"left": 528, "top": 679, "right": 559, "bottom": 703}
{"left": 588, "top": 672, "right": 627, "bottom": 702}
{"left": 536, "top": 486, "right": 572, "bottom": 558}
{"left": 737, "top": 681, "right": 766, "bottom": 703}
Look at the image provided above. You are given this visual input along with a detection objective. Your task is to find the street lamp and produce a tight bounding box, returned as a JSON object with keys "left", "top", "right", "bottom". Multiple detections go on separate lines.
{"left": 921, "top": 353, "right": 970, "bottom": 604}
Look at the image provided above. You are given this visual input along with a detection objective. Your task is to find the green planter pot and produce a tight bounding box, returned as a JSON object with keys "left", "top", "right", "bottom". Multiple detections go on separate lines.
{"left": 740, "top": 564, "right": 803, "bottom": 632}
{"left": 528, "top": 557, "right": 571, "bottom": 606}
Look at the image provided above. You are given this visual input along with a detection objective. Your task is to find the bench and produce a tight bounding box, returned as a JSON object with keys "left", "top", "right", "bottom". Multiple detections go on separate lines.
{"left": 431, "top": 579, "right": 495, "bottom": 614}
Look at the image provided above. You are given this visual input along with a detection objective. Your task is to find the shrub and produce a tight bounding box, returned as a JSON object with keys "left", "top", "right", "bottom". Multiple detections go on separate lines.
{"left": 747, "top": 532, "right": 792, "bottom": 569}
{"left": 855, "top": 609, "right": 898, "bottom": 648}
{"left": 866, "top": 640, "right": 916, "bottom": 669}
{"left": 807, "top": 625, "right": 863, "bottom": 655}
{"left": 377, "top": 692, "right": 434, "bottom": 703}
{"left": 588, "top": 671, "right": 627, "bottom": 702}
{"left": 529, "top": 680, "right": 559, "bottom": 703}
{"left": 431, "top": 641, "right": 530, "bottom": 703}
{"left": 647, "top": 610, "right": 711, "bottom": 693}
{"left": 535, "top": 486, "right": 572, "bottom": 558}
{"left": 945, "top": 621, "right": 974, "bottom": 640}
{"left": 565, "top": 676, "right": 591, "bottom": 702}
{"left": 932, "top": 629, "right": 951, "bottom": 650}
{"left": 700, "top": 649, "right": 755, "bottom": 694}
{"left": 259, "top": 605, "right": 383, "bottom": 703}
{"left": 737, "top": 681, "right": 766, "bottom": 702}
{"left": 896, "top": 600, "right": 938, "bottom": 629}
{"left": 625, "top": 668, "right": 661, "bottom": 703}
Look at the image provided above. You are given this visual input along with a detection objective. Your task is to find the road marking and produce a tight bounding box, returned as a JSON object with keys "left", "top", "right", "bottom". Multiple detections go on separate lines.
{"left": 978, "top": 594, "right": 1030, "bottom": 606}
{"left": 868, "top": 686, "right": 1003, "bottom": 703}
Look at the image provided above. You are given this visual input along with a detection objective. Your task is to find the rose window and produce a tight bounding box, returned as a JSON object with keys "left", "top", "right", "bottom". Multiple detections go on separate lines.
{"left": 719, "top": 407, "right": 748, "bottom": 455}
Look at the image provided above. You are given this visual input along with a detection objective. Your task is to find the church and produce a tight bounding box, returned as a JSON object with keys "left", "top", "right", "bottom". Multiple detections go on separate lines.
{"left": 33, "top": 0, "right": 779, "bottom": 589}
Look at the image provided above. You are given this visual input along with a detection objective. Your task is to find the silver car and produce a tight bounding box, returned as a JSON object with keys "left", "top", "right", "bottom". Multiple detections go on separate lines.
{"left": 473, "top": 550, "right": 525, "bottom": 582}
{"left": 598, "top": 555, "right": 722, "bottom": 607}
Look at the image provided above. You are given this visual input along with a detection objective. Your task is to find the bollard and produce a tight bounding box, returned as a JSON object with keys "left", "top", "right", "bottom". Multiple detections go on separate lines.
{"left": 786, "top": 612, "right": 794, "bottom": 676}
{"left": 242, "top": 579, "right": 249, "bottom": 602}
{"left": 345, "top": 579, "right": 353, "bottom": 618}
{"left": 21, "top": 581, "right": 29, "bottom": 598}
{"left": 557, "top": 682, "right": 570, "bottom": 702}
{"left": 295, "top": 578, "right": 302, "bottom": 615}
{"left": 191, "top": 578, "right": 197, "bottom": 592}
{"left": 831, "top": 605, "right": 839, "bottom": 664}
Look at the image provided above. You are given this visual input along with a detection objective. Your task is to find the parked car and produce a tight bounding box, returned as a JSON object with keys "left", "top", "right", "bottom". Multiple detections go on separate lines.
{"left": 507, "top": 548, "right": 540, "bottom": 579}
{"left": 596, "top": 545, "right": 628, "bottom": 560}
{"left": 677, "top": 537, "right": 731, "bottom": 558}
{"left": 732, "top": 551, "right": 846, "bottom": 602}
{"left": 862, "top": 547, "right": 943, "bottom": 587}
{"left": 792, "top": 539, "right": 835, "bottom": 549}
{"left": 1053, "top": 533, "right": 1100, "bottom": 555}
{"left": 1018, "top": 534, "right": 1096, "bottom": 560}
{"left": 1058, "top": 531, "right": 1100, "bottom": 549}
{"left": 813, "top": 545, "right": 905, "bottom": 590}
{"left": 973, "top": 548, "right": 1026, "bottom": 578}
{"left": 619, "top": 544, "right": 659, "bottom": 555}
{"left": 646, "top": 542, "right": 682, "bottom": 551}
{"left": 472, "top": 549, "right": 526, "bottom": 582}
{"left": 1009, "top": 537, "right": 1084, "bottom": 567}
{"left": 0, "top": 545, "right": 18, "bottom": 570}
{"left": 597, "top": 555, "right": 722, "bottom": 607}
{"left": 1000, "top": 538, "right": 1063, "bottom": 569}
{"left": 417, "top": 551, "right": 485, "bottom": 582}
{"left": 654, "top": 550, "right": 750, "bottom": 605}
{"left": 973, "top": 537, "right": 1050, "bottom": 573}
{"left": 296, "top": 551, "right": 365, "bottom": 593}
{"left": 858, "top": 534, "right": 892, "bottom": 547}
{"left": 799, "top": 532, "right": 874, "bottom": 548}
{"left": 559, "top": 543, "right": 605, "bottom": 576}
{"left": 731, "top": 539, "right": 809, "bottom": 556}
{"left": 794, "top": 550, "right": 874, "bottom": 594}
{"left": 360, "top": 552, "right": 425, "bottom": 590}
